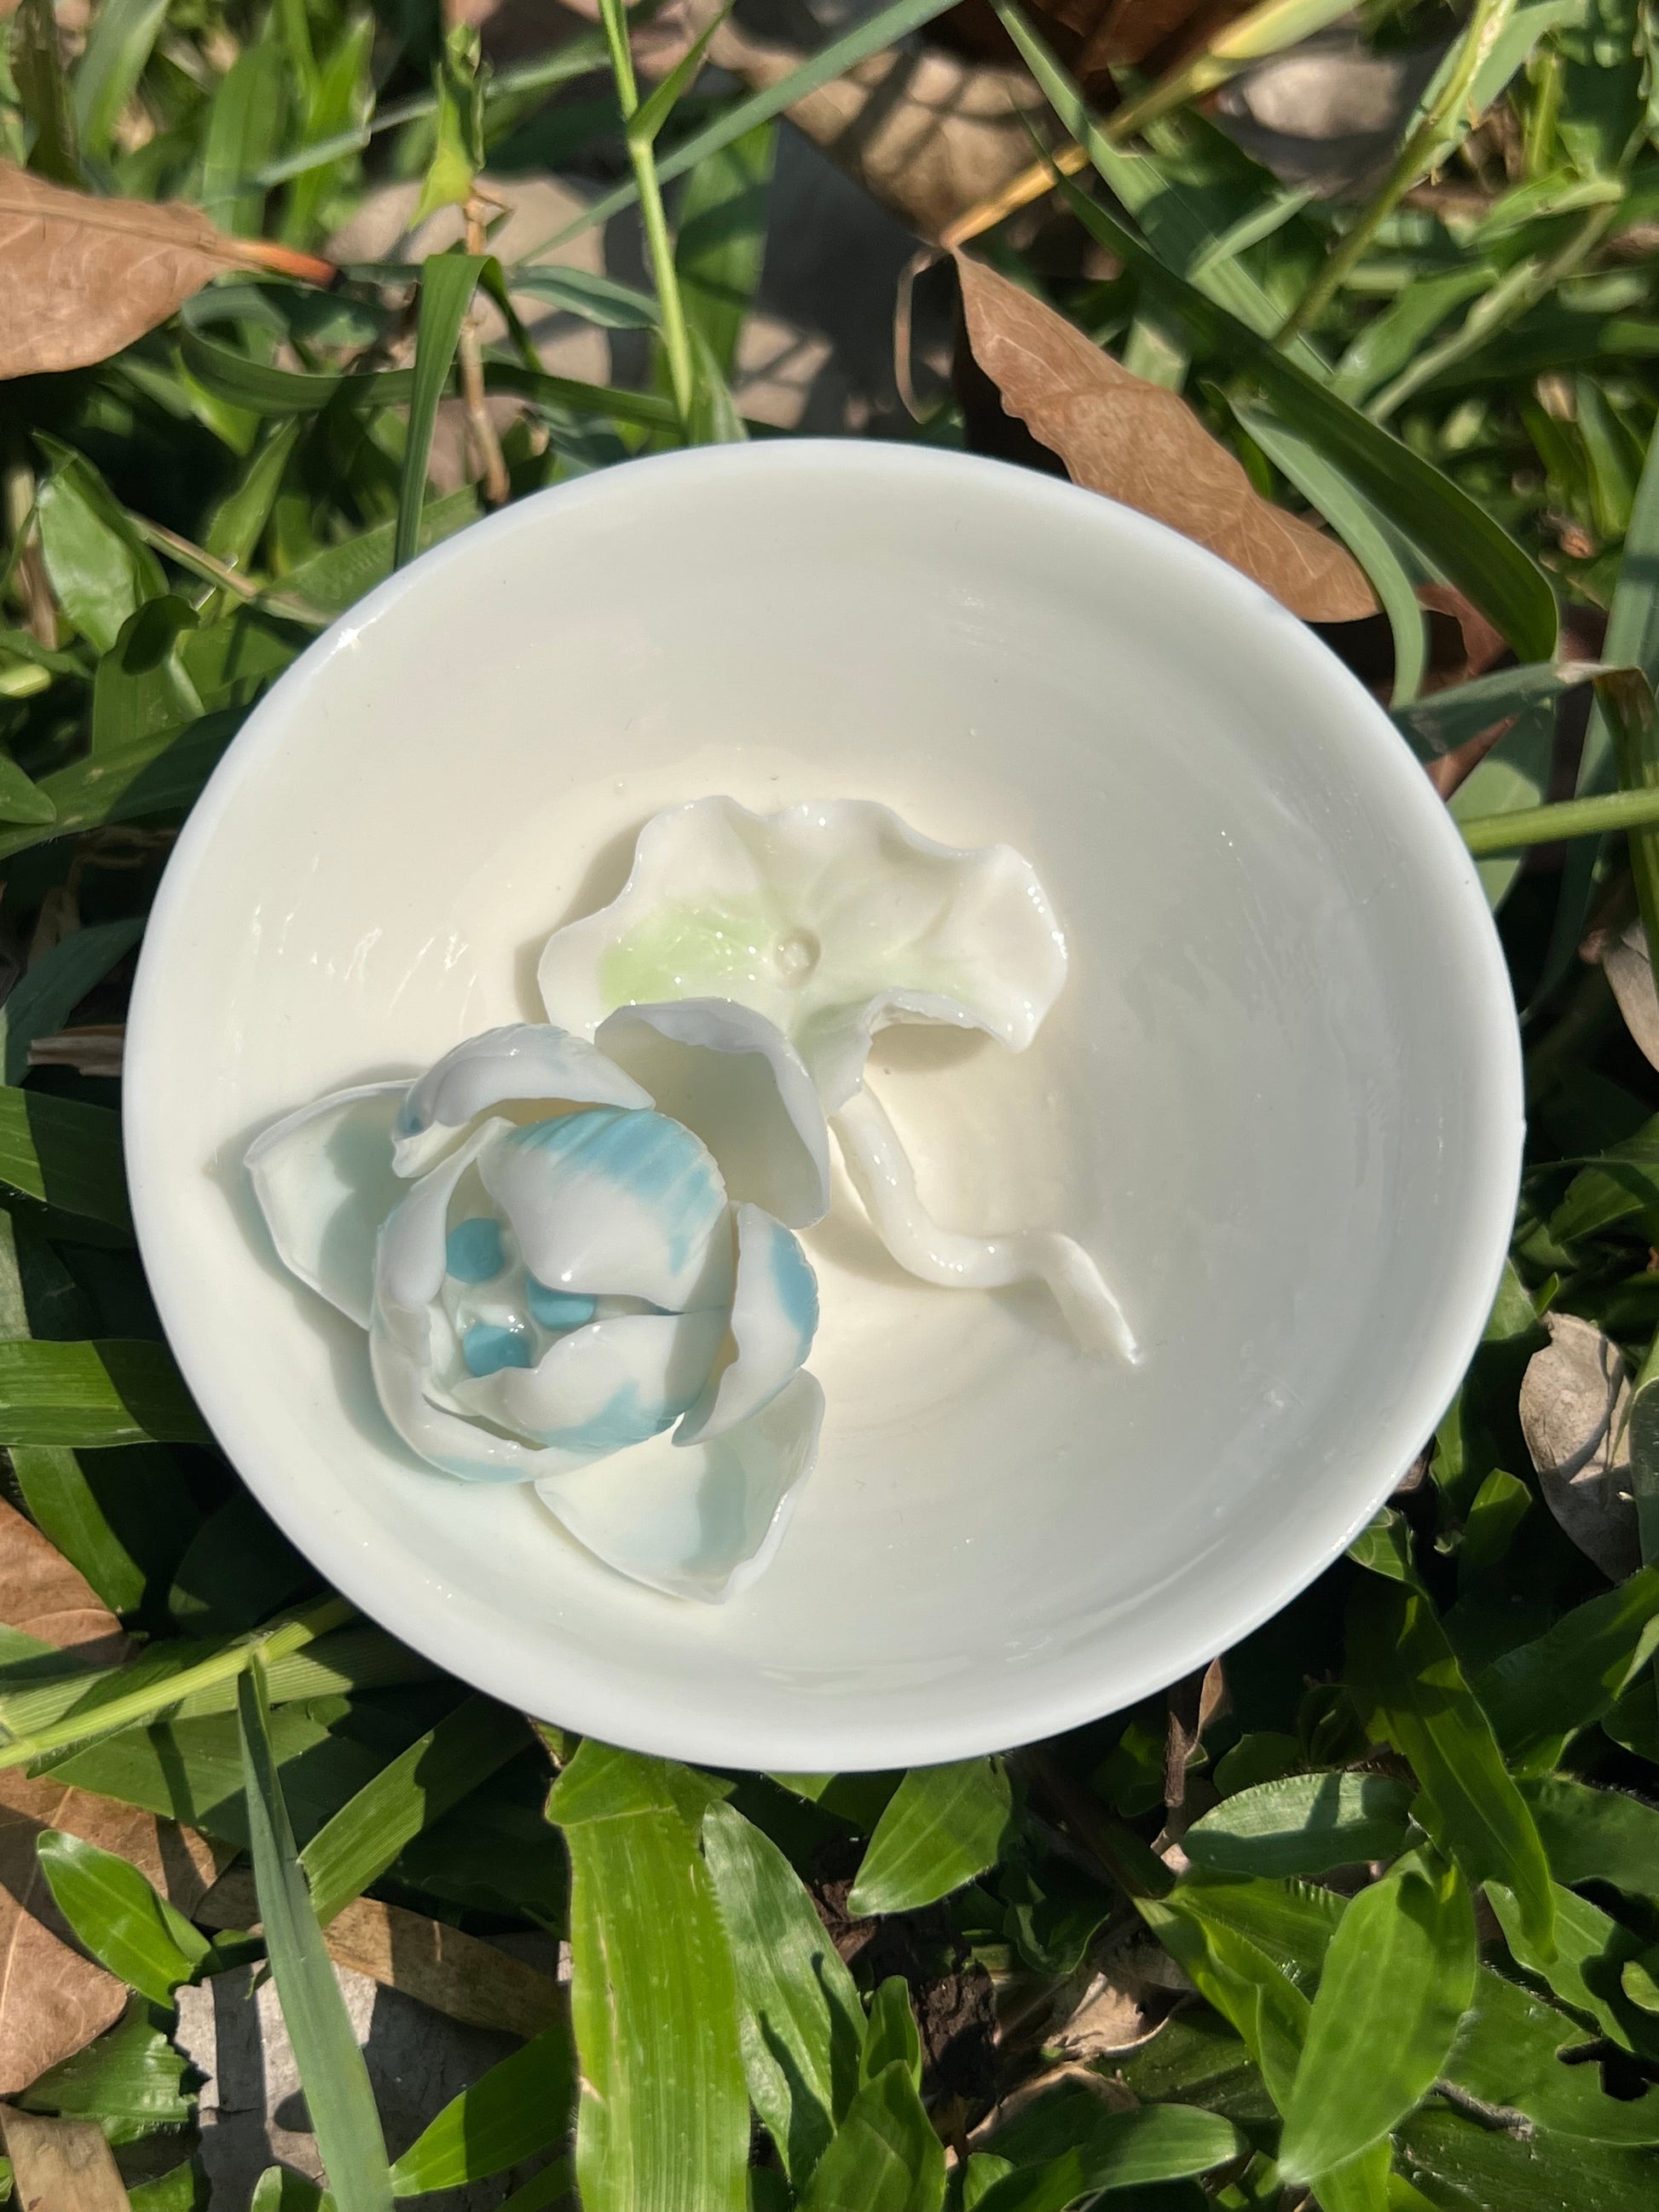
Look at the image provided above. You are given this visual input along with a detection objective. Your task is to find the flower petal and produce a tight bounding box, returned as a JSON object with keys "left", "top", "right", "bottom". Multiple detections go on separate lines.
{"left": 678, "top": 1204, "right": 818, "bottom": 1444}
{"left": 479, "top": 1107, "right": 731, "bottom": 1311}
{"left": 247, "top": 1083, "right": 408, "bottom": 1328}
{"left": 537, "top": 796, "right": 1069, "bottom": 1105}
{"left": 392, "top": 1023, "right": 650, "bottom": 1177}
{"left": 535, "top": 1371, "right": 824, "bottom": 1602}
{"left": 370, "top": 1118, "right": 587, "bottom": 1481}
{"left": 595, "top": 999, "right": 830, "bottom": 1227}
{"left": 453, "top": 1308, "right": 725, "bottom": 1451}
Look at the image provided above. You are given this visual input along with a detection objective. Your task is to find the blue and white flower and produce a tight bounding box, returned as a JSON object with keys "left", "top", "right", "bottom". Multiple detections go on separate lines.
{"left": 247, "top": 1008, "right": 829, "bottom": 1602}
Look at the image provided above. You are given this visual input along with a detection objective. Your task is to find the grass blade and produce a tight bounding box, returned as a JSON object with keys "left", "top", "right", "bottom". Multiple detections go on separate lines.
{"left": 702, "top": 1800, "right": 865, "bottom": 2183}
{"left": 0, "top": 1338, "right": 205, "bottom": 1448}
{"left": 514, "top": 0, "right": 962, "bottom": 260}
{"left": 395, "top": 255, "right": 486, "bottom": 573}
{"left": 547, "top": 1740, "right": 747, "bottom": 2212}
{"left": 1349, "top": 1578, "right": 1556, "bottom": 1956}
{"left": 35, "top": 1828, "right": 212, "bottom": 2004}
{"left": 300, "top": 1694, "right": 527, "bottom": 1926}
{"left": 1277, "top": 1855, "right": 1477, "bottom": 2181}
{"left": 237, "top": 1660, "right": 393, "bottom": 2212}
{"left": 389, "top": 2025, "right": 573, "bottom": 2194}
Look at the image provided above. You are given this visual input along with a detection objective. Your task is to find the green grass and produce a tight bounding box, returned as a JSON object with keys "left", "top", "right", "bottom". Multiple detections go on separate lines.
{"left": 3, "top": 0, "right": 1659, "bottom": 2207}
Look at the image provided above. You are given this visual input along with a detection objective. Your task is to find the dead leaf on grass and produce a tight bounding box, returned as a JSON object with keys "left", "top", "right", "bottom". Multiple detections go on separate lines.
{"left": 1518, "top": 1311, "right": 1642, "bottom": 1583}
{"left": 1048, "top": 1968, "right": 1164, "bottom": 2062}
{"left": 0, "top": 162, "right": 334, "bottom": 380}
{"left": 1597, "top": 916, "right": 1659, "bottom": 1077}
{"left": 0, "top": 1496, "right": 126, "bottom": 1665}
{"left": 0, "top": 1502, "right": 226, "bottom": 2093}
{"left": 0, "top": 2105, "right": 130, "bottom": 2212}
{"left": 955, "top": 254, "right": 1376, "bottom": 622}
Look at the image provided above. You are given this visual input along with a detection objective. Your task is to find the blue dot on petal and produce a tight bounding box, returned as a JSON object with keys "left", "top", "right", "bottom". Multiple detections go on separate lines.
{"left": 526, "top": 1281, "right": 598, "bottom": 1331}
{"left": 446, "top": 1216, "right": 505, "bottom": 1283}
{"left": 463, "top": 1323, "right": 532, "bottom": 1377}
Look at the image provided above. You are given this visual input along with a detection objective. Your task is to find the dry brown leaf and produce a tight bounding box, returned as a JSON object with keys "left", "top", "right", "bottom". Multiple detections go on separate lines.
{"left": 1048, "top": 1969, "right": 1163, "bottom": 2062}
{"left": 0, "top": 162, "right": 333, "bottom": 380}
{"left": 0, "top": 1500, "right": 225, "bottom": 2094}
{"left": 28, "top": 1027, "right": 125, "bottom": 1080}
{"left": 1518, "top": 1311, "right": 1642, "bottom": 1582}
{"left": 1598, "top": 916, "right": 1659, "bottom": 1077}
{"left": 955, "top": 254, "right": 1375, "bottom": 622}
{"left": 197, "top": 1872, "right": 562, "bottom": 2040}
{"left": 0, "top": 2105, "right": 130, "bottom": 2212}
{"left": 0, "top": 1496, "right": 126, "bottom": 1665}
{"left": 0, "top": 1767, "right": 226, "bottom": 2096}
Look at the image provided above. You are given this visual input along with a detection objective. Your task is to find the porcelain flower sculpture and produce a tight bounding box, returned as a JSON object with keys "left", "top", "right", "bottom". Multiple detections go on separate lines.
{"left": 247, "top": 1014, "right": 828, "bottom": 1602}
{"left": 540, "top": 798, "right": 1137, "bottom": 1362}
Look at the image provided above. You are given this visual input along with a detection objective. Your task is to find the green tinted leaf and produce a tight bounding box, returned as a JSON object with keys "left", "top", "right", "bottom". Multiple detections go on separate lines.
{"left": 1476, "top": 1568, "right": 1659, "bottom": 1764}
{"left": 390, "top": 2025, "right": 574, "bottom": 2194}
{"left": 1278, "top": 1857, "right": 1477, "bottom": 2182}
{"left": 238, "top": 1664, "right": 393, "bottom": 2212}
{"left": 413, "top": 23, "right": 486, "bottom": 226}
{"left": 281, "top": 493, "right": 478, "bottom": 616}
{"left": 90, "top": 596, "right": 205, "bottom": 756}
{"left": 1184, "top": 1772, "right": 1413, "bottom": 1877}
{"left": 282, "top": 12, "right": 374, "bottom": 247}
{"left": 72, "top": 0, "right": 170, "bottom": 164}
{"left": 128, "top": 2156, "right": 211, "bottom": 2212}
{"left": 199, "top": 39, "right": 289, "bottom": 234}
{"left": 861, "top": 1978, "right": 922, "bottom": 2092}
{"left": 1350, "top": 1577, "right": 1556, "bottom": 1954}
{"left": 11, "top": 0, "right": 79, "bottom": 182}
{"left": 510, "top": 266, "right": 659, "bottom": 329}
{"left": 1523, "top": 1776, "right": 1659, "bottom": 1906}
{"left": 1488, "top": 1878, "right": 1659, "bottom": 2059}
{"left": 34, "top": 1828, "right": 210, "bottom": 2003}
{"left": 701, "top": 1799, "right": 866, "bottom": 2183}
{"left": 0, "top": 1338, "right": 205, "bottom": 1447}
{"left": 1400, "top": 2099, "right": 1659, "bottom": 2212}
{"left": 847, "top": 1758, "right": 1014, "bottom": 1915}
{"left": 548, "top": 1739, "right": 747, "bottom": 2212}
{"left": 0, "top": 916, "right": 142, "bottom": 1085}
{"left": 396, "top": 254, "right": 486, "bottom": 571}
{"left": 179, "top": 325, "right": 414, "bottom": 415}
{"left": 1451, "top": 1962, "right": 1659, "bottom": 2141}
{"left": 16, "top": 1996, "right": 194, "bottom": 2128}
{"left": 973, "top": 2106, "right": 1246, "bottom": 2212}
{"left": 205, "top": 421, "right": 303, "bottom": 569}
{"left": 962, "top": 2158, "right": 1014, "bottom": 2209}
{"left": 0, "top": 709, "right": 242, "bottom": 866}
{"left": 0, "top": 1087, "right": 129, "bottom": 1228}
{"left": 0, "top": 753, "right": 55, "bottom": 825}
{"left": 797, "top": 2059, "right": 945, "bottom": 2212}
{"left": 675, "top": 120, "right": 774, "bottom": 381}
{"left": 1233, "top": 402, "right": 1426, "bottom": 704}
{"left": 35, "top": 446, "right": 162, "bottom": 654}
{"left": 302, "top": 1693, "right": 527, "bottom": 1926}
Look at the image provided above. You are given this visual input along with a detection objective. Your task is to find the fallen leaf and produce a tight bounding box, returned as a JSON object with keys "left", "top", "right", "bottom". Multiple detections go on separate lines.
{"left": 1598, "top": 917, "right": 1659, "bottom": 1077}
{"left": 1518, "top": 1311, "right": 1642, "bottom": 1583}
{"left": 955, "top": 253, "right": 1375, "bottom": 622}
{"left": 1048, "top": 1968, "right": 1163, "bottom": 2061}
{"left": 0, "top": 163, "right": 334, "bottom": 380}
{"left": 1164, "top": 1656, "right": 1228, "bottom": 1816}
{"left": 0, "top": 2105, "right": 130, "bottom": 2212}
{"left": 196, "top": 1871, "right": 562, "bottom": 2040}
{"left": 0, "top": 1496, "right": 126, "bottom": 1665}
{"left": 0, "top": 1502, "right": 225, "bottom": 2093}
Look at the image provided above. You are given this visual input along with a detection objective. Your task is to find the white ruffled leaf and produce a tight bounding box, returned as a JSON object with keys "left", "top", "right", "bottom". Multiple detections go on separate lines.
{"left": 535, "top": 1371, "right": 825, "bottom": 1602}
{"left": 538, "top": 796, "right": 1068, "bottom": 1105}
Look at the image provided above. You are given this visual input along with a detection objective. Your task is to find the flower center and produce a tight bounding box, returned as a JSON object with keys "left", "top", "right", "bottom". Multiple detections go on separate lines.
{"left": 774, "top": 929, "right": 819, "bottom": 985}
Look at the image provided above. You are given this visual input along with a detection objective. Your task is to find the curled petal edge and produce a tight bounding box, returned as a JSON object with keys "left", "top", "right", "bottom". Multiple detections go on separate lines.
{"left": 535, "top": 1370, "right": 825, "bottom": 1603}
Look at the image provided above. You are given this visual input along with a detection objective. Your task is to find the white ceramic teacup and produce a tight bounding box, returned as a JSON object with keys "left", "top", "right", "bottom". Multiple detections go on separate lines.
{"left": 124, "top": 442, "right": 1523, "bottom": 1770}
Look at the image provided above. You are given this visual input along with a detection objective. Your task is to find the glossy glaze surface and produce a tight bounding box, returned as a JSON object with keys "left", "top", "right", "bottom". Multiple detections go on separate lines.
{"left": 124, "top": 442, "right": 1523, "bottom": 1769}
